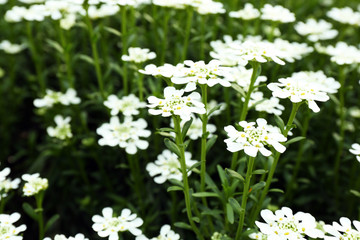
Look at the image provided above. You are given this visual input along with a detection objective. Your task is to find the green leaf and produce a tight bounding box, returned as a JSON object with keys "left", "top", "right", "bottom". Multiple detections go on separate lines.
{"left": 77, "top": 54, "right": 94, "bottom": 65}
{"left": 206, "top": 135, "right": 218, "bottom": 153}
{"left": 225, "top": 168, "right": 245, "bottom": 182}
{"left": 231, "top": 83, "right": 247, "bottom": 98}
{"left": 350, "top": 189, "right": 360, "bottom": 198}
{"left": 226, "top": 203, "right": 234, "bottom": 224}
{"left": 174, "top": 222, "right": 192, "bottom": 230}
{"left": 103, "top": 26, "right": 122, "bottom": 37}
{"left": 269, "top": 188, "right": 284, "bottom": 194}
{"left": 167, "top": 186, "right": 183, "bottom": 192}
{"left": 274, "top": 115, "right": 285, "bottom": 134}
{"left": 158, "top": 128, "right": 176, "bottom": 133}
{"left": 250, "top": 181, "right": 266, "bottom": 192}
{"left": 217, "top": 165, "right": 228, "bottom": 185}
{"left": 187, "top": 162, "right": 201, "bottom": 172}
{"left": 182, "top": 118, "right": 193, "bottom": 140}
{"left": 46, "top": 39, "right": 64, "bottom": 54}
{"left": 168, "top": 179, "right": 184, "bottom": 188}
{"left": 192, "top": 217, "right": 200, "bottom": 223}
{"left": 207, "top": 105, "right": 222, "bottom": 117}
{"left": 201, "top": 209, "right": 223, "bottom": 220}
{"left": 192, "top": 192, "right": 218, "bottom": 198}
{"left": 45, "top": 214, "right": 60, "bottom": 232}
{"left": 164, "top": 138, "right": 181, "bottom": 157}
{"left": 252, "top": 169, "right": 268, "bottom": 175}
{"left": 285, "top": 136, "right": 306, "bottom": 146}
{"left": 228, "top": 197, "right": 243, "bottom": 214}
{"left": 22, "top": 203, "right": 38, "bottom": 221}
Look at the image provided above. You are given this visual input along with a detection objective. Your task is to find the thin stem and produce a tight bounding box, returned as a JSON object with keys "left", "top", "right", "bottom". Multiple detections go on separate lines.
{"left": 160, "top": 10, "right": 170, "bottom": 64}
{"left": 181, "top": 7, "right": 194, "bottom": 62}
{"left": 35, "top": 191, "right": 45, "bottom": 240}
{"left": 136, "top": 64, "right": 144, "bottom": 101}
{"left": 121, "top": 6, "right": 129, "bottom": 94}
{"left": 127, "top": 154, "right": 144, "bottom": 212}
{"left": 200, "top": 15, "right": 206, "bottom": 60}
{"left": 235, "top": 156, "right": 256, "bottom": 240}
{"left": 58, "top": 22, "right": 74, "bottom": 88}
{"left": 173, "top": 116, "right": 204, "bottom": 240}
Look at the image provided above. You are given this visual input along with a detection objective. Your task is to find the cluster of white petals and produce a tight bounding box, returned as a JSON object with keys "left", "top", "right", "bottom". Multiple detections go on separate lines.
{"left": 248, "top": 232, "right": 267, "bottom": 240}
{"left": 323, "top": 217, "right": 360, "bottom": 239}
{"left": 170, "top": 116, "right": 216, "bottom": 140}
{"left": 44, "top": 234, "right": 89, "bottom": 240}
{"left": 256, "top": 207, "right": 324, "bottom": 240}
{"left": 248, "top": 92, "right": 284, "bottom": 116}
{"left": 295, "top": 19, "right": 338, "bottom": 42}
{"left": 316, "top": 42, "right": 360, "bottom": 65}
{"left": 224, "top": 118, "right": 287, "bottom": 157}
{"left": 22, "top": 173, "right": 48, "bottom": 196}
{"left": 0, "top": 213, "right": 27, "bottom": 240}
{"left": 171, "top": 60, "right": 230, "bottom": 92}
{"left": 152, "top": 0, "right": 187, "bottom": 9}
{"left": 139, "top": 63, "right": 185, "bottom": 78}
{"left": 47, "top": 115, "right": 73, "bottom": 140}
{"left": 229, "top": 3, "right": 260, "bottom": 20}
{"left": 104, "top": 94, "right": 146, "bottom": 116}
{"left": 122, "top": 47, "right": 156, "bottom": 63}
{"left": 0, "top": 168, "right": 20, "bottom": 200}
{"left": 92, "top": 207, "right": 143, "bottom": 239}
{"left": 96, "top": 116, "right": 151, "bottom": 154}
{"left": 260, "top": 4, "right": 295, "bottom": 23}
{"left": 194, "top": 0, "right": 226, "bottom": 15}
{"left": 0, "top": 40, "right": 26, "bottom": 54}
{"left": 268, "top": 72, "right": 332, "bottom": 113}
{"left": 349, "top": 143, "right": 360, "bottom": 162}
{"left": 222, "top": 65, "right": 267, "bottom": 91}
{"left": 136, "top": 225, "right": 180, "bottom": 240}
{"left": 272, "top": 38, "right": 313, "bottom": 63}
{"left": 34, "top": 88, "right": 81, "bottom": 108}
{"left": 146, "top": 150, "right": 197, "bottom": 184}
{"left": 147, "top": 87, "right": 206, "bottom": 121}
{"left": 327, "top": 7, "right": 360, "bottom": 26}
{"left": 207, "top": 100, "right": 226, "bottom": 118}
{"left": 291, "top": 71, "right": 340, "bottom": 94}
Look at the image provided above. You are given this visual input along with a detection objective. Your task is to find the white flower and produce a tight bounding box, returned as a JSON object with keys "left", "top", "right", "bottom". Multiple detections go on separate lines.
{"left": 34, "top": 88, "right": 81, "bottom": 108}
{"left": 272, "top": 38, "right": 313, "bottom": 63}
{"left": 248, "top": 92, "right": 285, "bottom": 116}
{"left": 136, "top": 224, "right": 180, "bottom": 240}
{"left": 96, "top": 116, "right": 151, "bottom": 155}
{"left": 248, "top": 232, "right": 267, "bottom": 240}
{"left": 224, "top": 118, "right": 287, "bottom": 157}
{"left": 59, "top": 88, "right": 81, "bottom": 105}
{"left": 44, "top": 233, "right": 89, "bottom": 240}
{"left": 327, "top": 7, "right": 360, "bottom": 26}
{"left": 104, "top": 94, "right": 146, "bottom": 116}
{"left": 195, "top": 1, "right": 225, "bottom": 15}
{"left": 22, "top": 173, "right": 48, "bottom": 196}
{"left": 171, "top": 60, "right": 231, "bottom": 92}
{"left": 92, "top": 207, "right": 143, "bottom": 239}
{"left": 207, "top": 100, "right": 226, "bottom": 118}
{"left": 222, "top": 65, "right": 267, "bottom": 91}
{"left": 139, "top": 63, "right": 185, "bottom": 78}
{"left": 122, "top": 47, "right": 156, "bottom": 63}
{"left": 146, "top": 150, "right": 198, "bottom": 184}
{"left": 350, "top": 143, "right": 360, "bottom": 162}
{"left": 153, "top": 0, "right": 186, "bottom": 9}
{"left": 290, "top": 71, "right": 340, "bottom": 94}
{"left": 229, "top": 3, "right": 260, "bottom": 20}
{"left": 171, "top": 116, "right": 216, "bottom": 140}
{"left": 260, "top": 4, "right": 295, "bottom": 23}
{"left": 88, "top": 4, "right": 120, "bottom": 19}
{"left": 0, "top": 213, "right": 27, "bottom": 240}
{"left": 316, "top": 42, "right": 360, "bottom": 65}
{"left": 323, "top": 217, "right": 360, "bottom": 240}
{"left": 0, "top": 168, "right": 20, "bottom": 200}
{"left": 295, "top": 19, "right": 338, "bottom": 42}
{"left": 60, "top": 14, "right": 77, "bottom": 30}
{"left": 147, "top": 87, "right": 206, "bottom": 121}
{"left": 268, "top": 73, "right": 330, "bottom": 113}
{"left": 47, "top": 115, "right": 73, "bottom": 140}
{"left": 0, "top": 40, "right": 26, "bottom": 54}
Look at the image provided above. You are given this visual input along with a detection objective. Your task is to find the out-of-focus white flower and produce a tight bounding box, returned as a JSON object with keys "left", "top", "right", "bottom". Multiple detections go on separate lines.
{"left": 207, "top": 100, "right": 226, "bottom": 118}
{"left": 316, "top": 42, "right": 360, "bottom": 65}
{"left": 33, "top": 88, "right": 81, "bottom": 108}
{"left": 0, "top": 40, "right": 26, "bottom": 54}
{"left": 272, "top": 38, "right": 313, "bottom": 63}
{"left": 60, "top": 14, "right": 77, "bottom": 30}
{"left": 224, "top": 118, "right": 287, "bottom": 157}
{"left": 349, "top": 107, "right": 360, "bottom": 118}
{"left": 323, "top": 217, "right": 360, "bottom": 239}
{"left": 170, "top": 116, "right": 216, "bottom": 140}
{"left": 0, "top": 168, "right": 20, "bottom": 200}
{"left": 0, "top": 0, "right": 8, "bottom": 5}
{"left": 260, "top": 4, "right": 295, "bottom": 23}
{"left": 147, "top": 87, "right": 206, "bottom": 121}
{"left": 248, "top": 92, "right": 284, "bottom": 116}
{"left": 146, "top": 150, "right": 197, "bottom": 184}
{"left": 92, "top": 207, "right": 143, "bottom": 239}
{"left": 122, "top": 47, "right": 156, "bottom": 63}
{"left": 229, "top": 3, "right": 260, "bottom": 20}
{"left": 0, "top": 212, "right": 27, "bottom": 239}
{"left": 19, "top": 0, "right": 44, "bottom": 3}
{"left": 256, "top": 207, "right": 324, "bottom": 240}
{"left": 223, "top": 65, "right": 267, "bottom": 91}
{"left": 59, "top": 88, "right": 81, "bottom": 105}
{"left": 295, "top": 19, "right": 338, "bottom": 42}
{"left": 290, "top": 71, "right": 340, "bottom": 94}
{"left": 22, "top": 173, "right": 48, "bottom": 196}
{"left": 327, "top": 7, "right": 360, "bottom": 26}
{"left": 44, "top": 233, "right": 89, "bottom": 240}
{"left": 88, "top": 4, "right": 120, "bottom": 19}
{"left": 263, "top": 25, "right": 281, "bottom": 37}
{"left": 104, "top": 94, "right": 146, "bottom": 116}
{"left": 350, "top": 143, "right": 360, "bottom": 162}
{"left": 139, "top": 63, "right": 185, "bottom": 78}
{"left": 136, "top": 224, "right": 180, "bottom": 240}
{"left": 195, "top": 0, "right": 225, "bottom": 15}
{"left": 171, "top": 60, "right": 230, "bottom": 92}
{"left": 248, "top": 232, "right": 267, "bottom": 240}
{"left": 153, "top": 0, "right": 186, "bottom": 9}
{"left": 96, "top": 116, "right": 151, "bottom": 155}
{"left": 47, "top": 115, "right": 73, "bottom": 140}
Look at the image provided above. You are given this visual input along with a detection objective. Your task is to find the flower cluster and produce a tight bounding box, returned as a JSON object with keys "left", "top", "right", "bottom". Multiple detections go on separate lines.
{"left": 316, "top": 42, "right": 360, "bottom": 65}
{"left": 0, "top": 213, "right": 27, "bottom": 240}
{"left": 104, "top": 94, "right": 146, "bottom": 116}
{"left": 248, "top": 92, "right": 285, "bottom": 116}
{"left": 0, "top": 40, "right": 26, "bottom": 54}
{"left": 33, "top": 88, "right": 81, "bottom": 109}
{"left": 147, "top": 87, "right": 206, "bottom": 121}
{"left": 22, "top": 173, "right": 48, "bottom": 196}
{"left": 136, "top": 224, "right": 180, "bottom": 240}
{"left": 255, "top": 207, "right": 324, "bottom": 240}
{"left": 260, "top": 4, "right": 295, "bottom": 23}
{"left": 44, "top": 234, "right": 89, "bottom": 240}
{"left": 295, "top": 19, "right": 338, "bottom": 42}
{"left": 139, "top": 63, "right": 185, "bottom": 78}
{"left": 327, "top": 7, "right": 360, "bottom": 26}
{"left": 92, "top": 207, "right": 143, "bottom": 239}
{"left": 96, "top": 116, "right": 151, "bottom": 154}
{"left": 146, "top": 150, "right": 198, "bottom": 184}
{"left": 350, "top": 143, "right": 360, "bottom": 162}
{"left": 0, "top": 168, "right": 20, "bottom": 200}
{"left": 323, "top": 217, "right": 360, "bottom": 239}
{"left": 173, "top": 116, "right": 216, "bottom": 140}
{"left": 121, "top": 47, "right": 156, "bottom": 63}
{"left": 229, "top": 3, "right": 260, "bottom": 20}
{"left": 224, "top": 118, "right": 287, "bottom": 157}
{"left": 47, "top": 115, "right": 73, "bottom": 140}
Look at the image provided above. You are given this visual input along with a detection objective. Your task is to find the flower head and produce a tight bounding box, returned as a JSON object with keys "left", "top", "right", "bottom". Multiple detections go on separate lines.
{"left": 44, "top": 233, "right": 89, "bottom": 240}
{"left": 0, "top": 40, "right": 26, "bottom": 54}
{"left": 260, "top": 4, "right": 295, "bottom": 23}
{"left": 229, "top": 3, "right": 260, "bottom": 20}
{"left": 350, "top": 143, "right": 360, "bottom": 162}
{"left": 22, "top": 173, "right": 48, "bottom": 196}
{"left": 47, "top": 115, "right": 73, "bottom": 140}
{"left": 104, "top": 94, "right": 146, "bottom": 116}
{"left": 295, "top": 18, "right": 338, "bottom": 42}
{"left": 34, "top": 88, "right": 81, "bottom": 108}
{"left": 122, "top": 47, "right": 156, "bottom": 63}
{"left": 0, "top": 212, "right": 27, "bottom": 240}
{"left": 327, "top": 7, "right": 360, "bottom": 26}
{"left": 0, "top": 168, "right": 20, "bottom": 200}
{"left": 136, "top": 224, "right": 180, "bottom": 240}
{"left": 323, "top": 217, "right": 360, "bottom": 239}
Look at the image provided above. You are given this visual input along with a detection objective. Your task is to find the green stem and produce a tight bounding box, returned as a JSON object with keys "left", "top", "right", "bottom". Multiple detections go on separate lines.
{"left": 160, "top": 10, "right": 170, "bottom": 64}
{"left": 200, "top": 15, "right": 206, "bottom": 60}
{"left": 127, "top": 154, "right": 144, "bottom": 212}
{"left": 235, "top": 156, "right": 256, "bottom": 240}
{"left": 173, "top": 116, "right": 204, "bottom": 240}
{"left": 35, "top": 191, "right": 45, "bottom": 240}
{"left": 181, "top": 7, "right": 194, "bottom": 62}
{"left": 121, "top": 6, "right": 129, "bottom": 94}
{"left": 58, "top": 22, "right": 74, "bottom": 88}
{"left": 136, "top": 64, "right": 144, "bottom": 101}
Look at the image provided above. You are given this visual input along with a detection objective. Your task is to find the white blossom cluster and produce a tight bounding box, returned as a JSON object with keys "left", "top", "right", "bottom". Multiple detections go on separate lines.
{"left": 350, "top": 143, "right": 360, "bottom": 162}
{"left": 222, "top": 65, "right": 267, "bottom": 91}
{"left": 172, "top": 116, "right": 216, "bottom": 140}
{"left": 146, "top": 150, "right": 197, "bottom": 184}
{"left": 0, "top": 213, "right": 27, "bottom": 240}
{"left": 92, "top": 207, "right": 143, "bottom": 239}
{"left": 229, "top": 3, "right": 260, "bottom": 20}
{"left": 22, "top": 173, "right": 48, "bottom": 196}
{"left": 104, "top": 94, "right": 146, "bottom": 116}
{"left": 0, "top": 168, "right": 20, "bottom": 200}
{"left": 255, "top": 207, "right": 324, "bottom": 240}
{"left": 323, "top": 217, "right": 360, "bottom": 239}
{"left": 327, "top": 7, "right": 360, "bottom": 26}
{"left": 248, "top": 92, "right": 285, "bottom": 116}
{"left": 224, "top": 118, "right": 287, "bottom": 157}
{"left": 207, "top": 100, "right": 226, "bottom": 118}
{"left": 96, "top": 116, "right": 151, "bottom": 154}
{"left": 316, "top": 42, "right": 360, "bottom": 65}
{"left": 136, "top": 224, "right": 180, "bottom": 240}
{"left": 295, "top": 19, "right": 338, "bottom": 42}
{"left": 47, "top": 115, "right": 73, "bottom": 140}
{"left": 33, "top": 88, "right": 81, "bottom": 109}
{"left": 44, "top": 234, "right": 88, "bottom": 240}
{"left": 122, "top": 47, "right": 156, "bottom": 63}
{"left": 153, "top": 0, "right": 225, "bottom": 14}
{"left": 260, "top": 4, "right": 295, "bottom": 23}
{"left": 140, "top": 63, "right": 185, "bottom": 78}
{"left": 0, "top": 40, "right": 26, "bottom": 54}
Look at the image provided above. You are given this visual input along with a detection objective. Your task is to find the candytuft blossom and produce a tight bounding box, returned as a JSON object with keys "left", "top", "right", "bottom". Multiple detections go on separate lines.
{"left": 34, "top": 88, "right": 81, "bottom": 108}
{"left": 295, "top": 19, "right": 338, "bottom": 42}
{"left": 22, "top": 173, "right": 48, "bottom": 196}
{"left": 350, "top": 143, "right": 360, "bottom": 162}
{"left": 47, "top": 115, "right": 73, "bottom": 140}
{"left": 0, "top": 40, "right": 26, "bottom": 54}
{"left": 136, "top": 224, "right": 180, "bottom": 240}
{"left": 0, "top": 212, "right": 27, "bottom": 240}
{"left": 0, "top": 168, "right": 20, "bottom": 200}
{"left": 229, "top": 3, "right": 260, "bottom": 20}
{"left": 260, "top": 4, "right": 295, "bottom": 23}
{"left": 323, "top": 217, "right": 360, "bottom": 239}
{"left": 44, "top": 233, "right": 89, "bottom": 240}
{"left": 104, "top": 94, "right": 146, "bottom": 116}
{"left": 122, "top": 47, "right": 156, "bottom": 63}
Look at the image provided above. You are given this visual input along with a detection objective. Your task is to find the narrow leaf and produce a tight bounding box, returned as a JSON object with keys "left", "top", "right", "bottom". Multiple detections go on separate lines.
{"left": 226, "top": 203, "right": 234, "bottom": 224}
{"left": 285, "top": 136, "right": 306, "bottom": 146}
{"left": 167, "top": 186, "right": 183, "bottom": 192}
{"left": 192, "top": 192, "right": 218, "bottom": 198}
{"left": 45, "top": 214, "right": 60, "bottom": 232}
{"left": 225, "top": 168, "right": 245, "bottom": 182}
{"left": 187, "top": 162, "right": 201, "bottom": 173}
{"left": 252, "top": 169, "right": 268, "bottom": 175}
{"left": 174, "top": 222, "right": 192, "bottom": 230}
{"left": 182, "top": 118, "right": 193, "bottom": 140}
{"left": 228, "top": 197, "right": 243, "bottom": 214}
{"left": 274, "top": 115, "right": 285, "bottom": 134}
{"left": 22, "top": 203, "right": 38, "bottom": 221}
{"left": 164, "top": 138, "right": 181, "bottom": 157}
{"left": 269, "top": 188, "right": 284, "bottom": 194}
{"left": 206, "top": 135, "right": 218, "bottom": 153}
